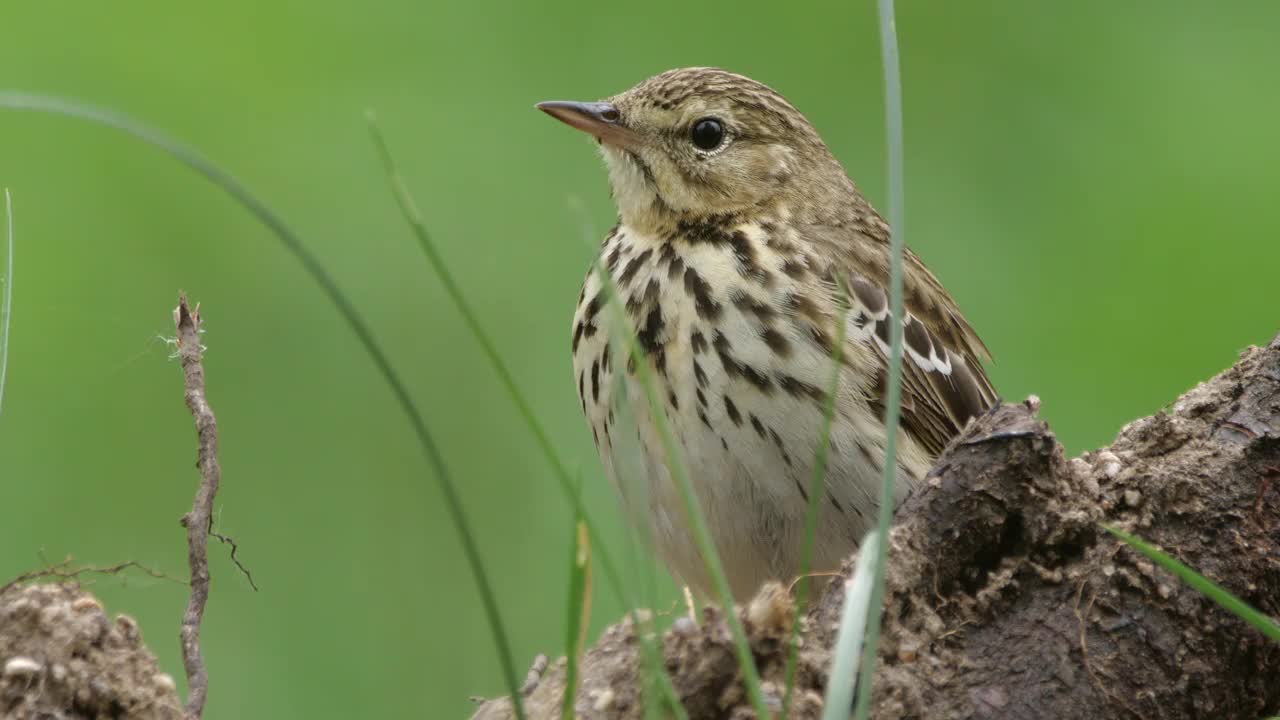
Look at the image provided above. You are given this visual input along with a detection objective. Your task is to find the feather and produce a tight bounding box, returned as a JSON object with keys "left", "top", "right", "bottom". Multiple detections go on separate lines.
{"left": 798, "top": 218, "right": 997, "bottom": 457}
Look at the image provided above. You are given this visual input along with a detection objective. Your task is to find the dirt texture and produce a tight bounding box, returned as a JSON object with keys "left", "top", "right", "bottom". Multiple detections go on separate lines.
{"left": 472, "top": 333, "right": 1280, "bottom": 719}
{"left": 0, "top": 582, "right": 182, "bottom": 719}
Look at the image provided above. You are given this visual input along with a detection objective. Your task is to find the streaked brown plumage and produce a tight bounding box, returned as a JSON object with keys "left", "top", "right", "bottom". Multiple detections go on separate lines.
{"left": 540, "top": 68, "right": 997, "bottom": 600}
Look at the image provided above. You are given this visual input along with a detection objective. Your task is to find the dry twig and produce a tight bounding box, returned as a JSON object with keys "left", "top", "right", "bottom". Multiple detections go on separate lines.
{"left": 174, "top": 293, "right": 218, "bottom": 719}
{"left": 0, "top": 558, "right": 179, "bottom": 595}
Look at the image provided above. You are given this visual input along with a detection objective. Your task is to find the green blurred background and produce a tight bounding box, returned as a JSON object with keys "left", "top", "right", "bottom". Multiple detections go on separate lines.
{"left": 2, "top": 1, "right": 1277, "bottom": 716}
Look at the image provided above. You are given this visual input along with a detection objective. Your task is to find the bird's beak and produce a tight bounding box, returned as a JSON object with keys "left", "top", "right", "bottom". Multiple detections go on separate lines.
{"left": 536, "top": 100, "right": 642, "bottom": 152}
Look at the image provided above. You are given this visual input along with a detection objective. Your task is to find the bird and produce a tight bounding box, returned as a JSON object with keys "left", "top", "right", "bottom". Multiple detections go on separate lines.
{"left": 538, "top": 67, "right": 997, "bottom": 602}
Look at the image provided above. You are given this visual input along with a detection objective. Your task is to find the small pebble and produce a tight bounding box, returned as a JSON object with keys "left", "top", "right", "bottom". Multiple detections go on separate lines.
{"left": 3, "top": 657, "right": 43, "bottom": 677}
{"left": 1095, "top": 451, "right": 1123, "bottom": 479}
{"left": 115, "top": 615, "right": 141, "bottom": 644}
{"left": 154, "top": 673, "right": 177, "bottom": 691}
{"left": 923, "top": 614, "right": 945, "bottom": 636}
{"left": 897, "top": 642, "right": 919, "bottom": 663}
{"left": 592, "top": 688, "right": 615, "bottom": 711}
{"left": 72, "top": 596, "right": 103, "bottom": 614}
{"left": 672, "top": 616, "right": 698, "bottom": 637}
{"left": 1068, "top": 457, "right": 1090, "bottom": 477}
{"left": 1082, "top": 476, "right": 1101, "bottom": 496}
{"left": 1124, "top": 489, "right": 1142, "bottom": 507}
{"left": 39, "top": 602, "right": 71, "bottom": 629}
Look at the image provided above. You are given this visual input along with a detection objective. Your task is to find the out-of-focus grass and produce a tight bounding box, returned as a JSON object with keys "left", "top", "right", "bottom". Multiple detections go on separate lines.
{"left": 822, "top": 532, "right": 880, "bottom": 720}
{"left": 0, "top": 94, "right": 527, "bottom": 719}
{"left": 782, "top": 287, "right": 849, "bottom": 715}
{"left": 561, "top": 476, "right": 591, "bottom": 720}
{"left": 0, "top": 189, "right": 12, "bottom": 416}
{"left": 853, "top": 2, "right": 907, "bottom": 717}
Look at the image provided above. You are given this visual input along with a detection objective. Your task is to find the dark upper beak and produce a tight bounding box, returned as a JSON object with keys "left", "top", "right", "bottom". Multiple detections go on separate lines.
{"left": 536, "top": 100, "right": 642, "bottom": 151}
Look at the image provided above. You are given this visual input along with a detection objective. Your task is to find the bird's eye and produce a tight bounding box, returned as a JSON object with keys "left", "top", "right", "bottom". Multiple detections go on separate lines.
{"left": 691, "top": 118, "right": 725, "bottom": 151}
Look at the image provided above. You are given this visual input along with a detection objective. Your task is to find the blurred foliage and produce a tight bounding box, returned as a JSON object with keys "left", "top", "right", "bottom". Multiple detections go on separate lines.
{"left": 1, "top": 1, "right": 1277, "bottom": 716}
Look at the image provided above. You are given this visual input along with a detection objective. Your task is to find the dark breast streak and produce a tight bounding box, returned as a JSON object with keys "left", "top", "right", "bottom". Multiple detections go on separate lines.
{"left": 571, "top": 218, "right": 855, "bottom": 494}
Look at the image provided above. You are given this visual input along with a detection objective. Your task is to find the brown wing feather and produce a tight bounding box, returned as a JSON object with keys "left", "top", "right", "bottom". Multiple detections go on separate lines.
{"left": 802, "top": 218, "right": 998, "bottom": 457}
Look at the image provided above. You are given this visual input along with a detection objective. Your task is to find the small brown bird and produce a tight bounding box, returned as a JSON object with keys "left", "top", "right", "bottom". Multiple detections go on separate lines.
{"left": 539, "top": 68, "right": 997, "bottom": 601}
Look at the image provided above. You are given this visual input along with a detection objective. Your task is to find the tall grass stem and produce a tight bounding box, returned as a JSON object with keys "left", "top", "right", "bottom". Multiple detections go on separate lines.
{"left": 364, "top": 115, "right": 632, "bottom": 608}
{"left": 782, "top": 288, "right": 850, "bottom": 714}
{"left": 0, "top": 189, "right": 12, "bottom": 417}
{"left": 586, "top": 251, "right": 770, "bottom": 717}
{"left": 853, "top": 3, "right": 907, "bottom": 717}
{"left": 822, "top": 532, "right": 880, "bottom": 720}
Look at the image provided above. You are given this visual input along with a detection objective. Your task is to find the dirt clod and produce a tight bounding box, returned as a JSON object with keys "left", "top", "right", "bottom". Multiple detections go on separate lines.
{"left": 0, "top": 583, "right": 182, "bottom": 719}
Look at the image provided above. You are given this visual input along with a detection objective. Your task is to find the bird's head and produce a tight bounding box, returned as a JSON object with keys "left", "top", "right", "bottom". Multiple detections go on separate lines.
{"left": 538, "top": 67, "right": 849, "bottom": 231}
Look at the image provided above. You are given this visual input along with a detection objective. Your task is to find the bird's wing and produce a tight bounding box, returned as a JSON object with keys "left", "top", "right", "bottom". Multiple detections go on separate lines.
{"left": 803, "top": 221, "right": 998, "bottom": 457}
{"left": 843, "top": 267, "right": 998, "bottom": 457}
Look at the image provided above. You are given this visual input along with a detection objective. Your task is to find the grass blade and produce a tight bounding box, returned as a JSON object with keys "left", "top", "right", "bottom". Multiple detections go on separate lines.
{"left": 1104, "top": 525, "right": 1280, "bottom": 642}
{"left": 822, "top": 531, "right": 880, "bottom": 720}
{"left": 363, "top": 114, "right": 632, "bottom": 610}
{"left": 566, "top": 195, "right": 664, "bottom": 617}
{"left": 586, "top": 249, "right": 770, "bottom": 718}
{"left": 568, "top": 202, "right": 680, "bottom": 717}
{"left": 567, "top": 203, "right": 687, "bottom": 720}
{"left": 0, "top": 189, "right": 12, "bottom": 417}
{"left": 782, "top": 288, "right": 850, "bottom": 714}
{"left": 562, "top": 490, "right": 592, "bottom": 719}
{"left": 0, "top": 93, "right": 527, "bottom": 720}
{"left": 853, "top": 2, "right": 908, "bottom": 717}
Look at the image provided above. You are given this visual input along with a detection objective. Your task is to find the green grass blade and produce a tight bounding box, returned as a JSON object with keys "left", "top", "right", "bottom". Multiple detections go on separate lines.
{"left": 562, "top": 477, "right": 592, "bottom": 719}
{"left": 566, "top": 196, "right": 663, "bottom": 617}
{"left": 586, "top": 251, "right": 770, "bottom": 718}
{"left": 0, "top": 93, "right": 527, "bottom": 720}
{"left": 822, "top": 531, "right": 879, "bottom": 720}
{"left": 364, "top": 115, "right": 631, "bottom": 610}
{"left": 854, "top": 2, "right": 908, "bottom": 717}
{"left": 782, "top": 288, "right": 850, "bottom": 714}
{"left": 1104, "top": 525, "right": 1280, "bottom": 642}
{"left": 635, "top": 612, "right": 687, "bottom": 720}
{"left": 0, "top": 189, "right": 12, "bottom": 417}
